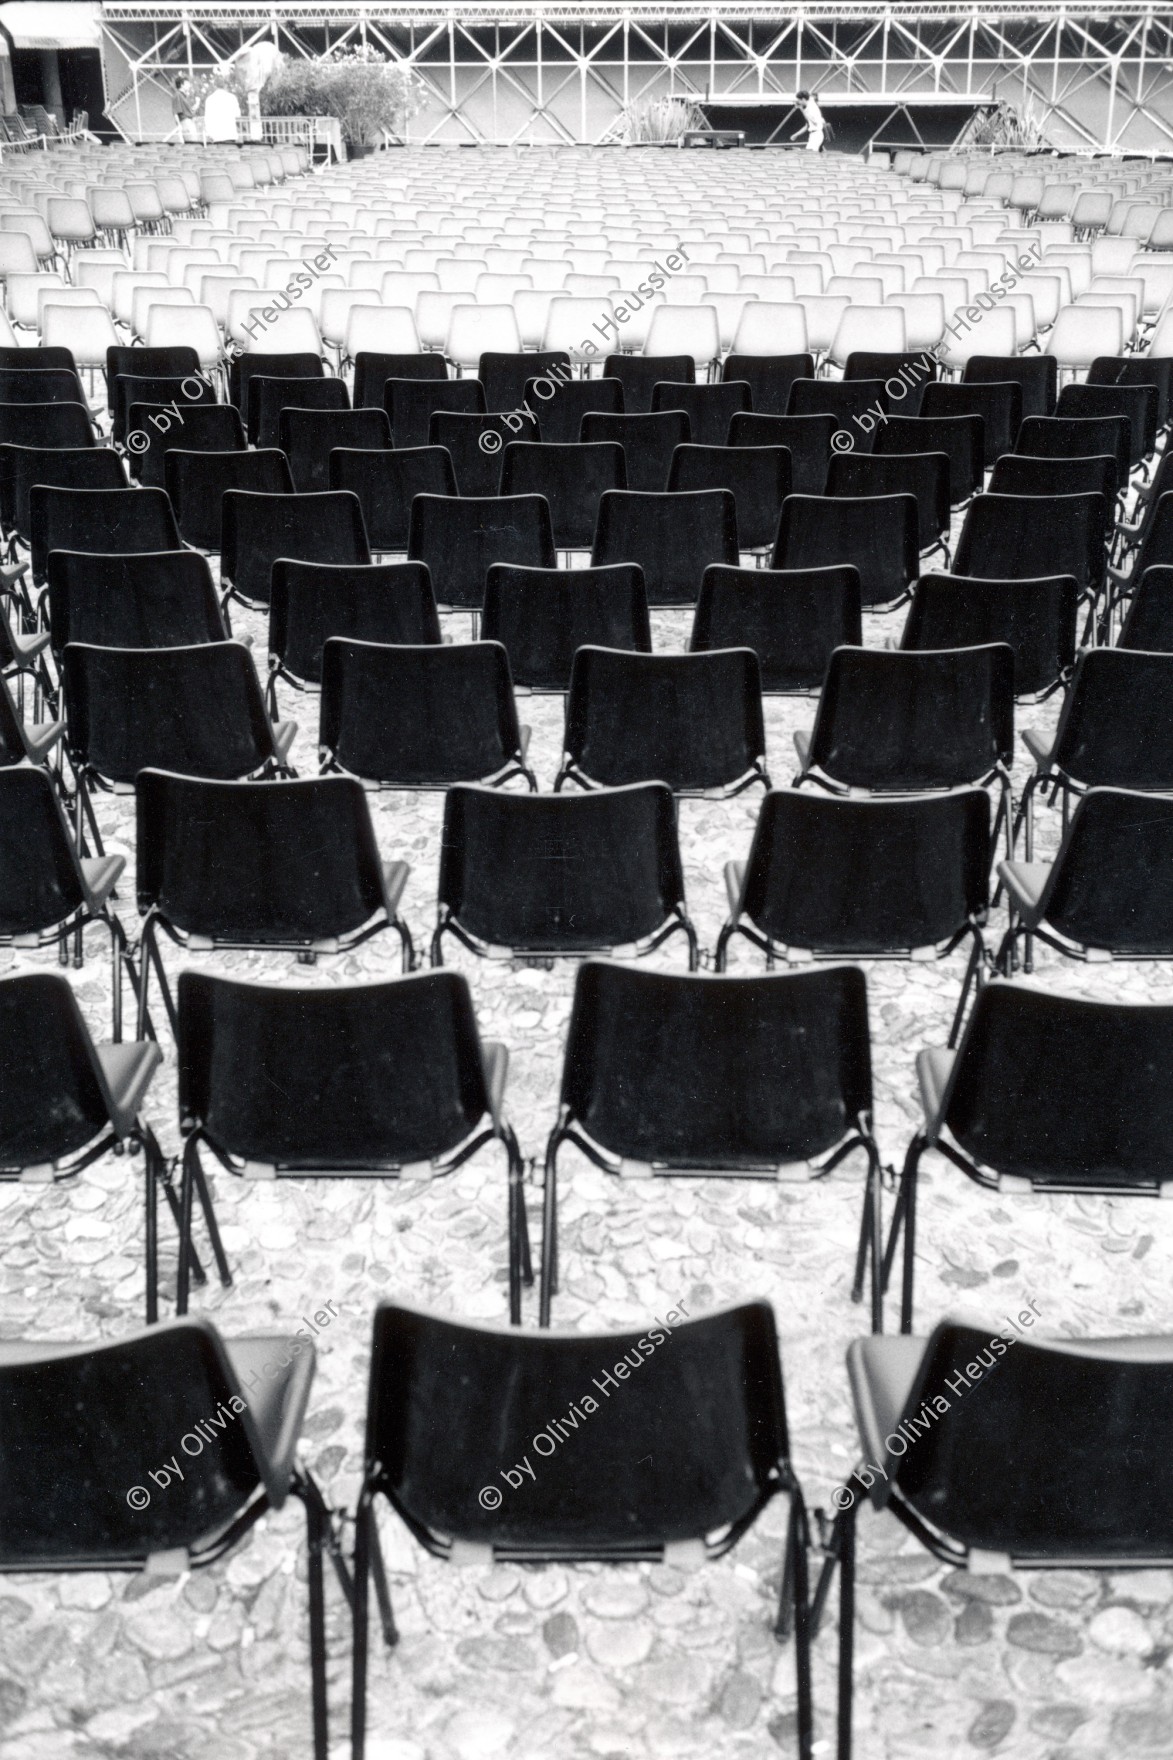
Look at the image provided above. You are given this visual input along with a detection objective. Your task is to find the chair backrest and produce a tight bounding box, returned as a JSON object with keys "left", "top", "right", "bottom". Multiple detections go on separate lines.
{"left": 579, "top": 409, "right": 690, "bottom": 493}
{"left": 0, "top": 366, "right": 84, "bottom": 407}
{"left": 1119, "top": 565, "right": 1173, "bottom": 653}
{"left": 482, "top": 562, "right": 650, "bottom": 692}
{"left": 1056, "top": 380, "right": 1156, "bottom": 466}
{"left": 666, "top": 442, "right": 791, "bottom": 551}
{"left": 0, "top": 1316, "right": 282, "bottom": 1565}
{"left": 230, "top": 350, "right": 323, "bottom": 415}
{"left": 30, "top": 485, "right": 179, "bottom": 586}
{"left": 178, "top": 969, "right": 493, "bottom": 1168}
{"left": 962, "top": 352, "right": 1057, "bottom": 420}
{"left": 383, "top": 375, "right": 485, "bottom": 449}
{"left": 480, "top": 349, "right": 570, "bottom": 414}
{"left": 166, "top": 449, "right": 294, "bottom": 552}
{"left": 771, "top": 492, "right": 919, "bottom": 608}
{"left": 353, "top": 348, "right": 446, "bottom": 410}
{"left": 920, "top": 380, "right": 1022, "bottom": 468}
{"left": 690, "top": 562, "right": 862, "bottom": 693}
{"left": 47, "top": 549, "right": 227, "bottom": 656}
{"left": 529, "top": 373, "right": 623, "bottom": 443}
{"left": 0, "top": 764, "right": 89, "bottom": 938}
{"left": 938, "top": 980, "right": 1173, "bottom": 1190}
{"left": 62, "top": 641, "right": 277, "bottom": 783}
{"left": 650, "top": 379, "right": 752, "bottom": 447}
{"left": 562, "top": 646, "right": 765, "bottom": 792}
{"left": 862, "top": 1319, "right": 1173, "bottom": 1559}
{"left": 221, "top": 490, "right": 370, "bottom": 607}
{"left": 278, "top": 406, "right": 391, "bottom": 494}
{"left": 1015, "top": 412, "right": 1131, "bottom": 485}
{"left": 250, "top": 372, "right": 349, "bottom": 447}
{"left": 988, "top": 450, "right": 1117, "bottom": 506}
{"left": 0, "top": 443, "right": 126, "bottom": 544}
{"left": 437, "top": 780, "right": 686, "bottom": 953}
{"left": 825, "top": 449, "right": 950, "bottom": 550}
{"left": 602, "top": 353, "right": 695, "bottom": 413}
{"left": 806, "top": 643, "right": 1015, "bottom": 789}
{"left": 1037, "top": 787, "right": 1173, "bottom": 954}
{"left": 407, "top": 493, "right": 555, "bottom": 610}
{"left": 271, "top": 559, "right": 439, "bottom": 686}
{"left": 364, "top": 1296, "right": 788, "bottom": 1554}
{"left": 328, "top": 444, "right": 456, "bottom": 553}
{"left": 954, "top": 491, "right": 1106, "bottom": 595}
{"left": 736, "top": 787, "right": 990, "bottom": 953}
{"left": 591, "top": 487, "right": 738, "bottom": 607}
{"left": 0, "top": 399, "right": 94, "bottom": 452}
{"left": 136, "top": 771, "right": 388, "bottom": 944}
{"left": 1049, "top": 648, "right": 1173, "bottom": 790}
{"left": 901, "top": 571, "right": 1077, "bottom": 698}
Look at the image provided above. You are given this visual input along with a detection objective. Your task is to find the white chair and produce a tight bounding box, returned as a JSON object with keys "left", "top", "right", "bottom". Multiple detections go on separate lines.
{"left": 199, "top": 275, "right": 258, "bottom": 331}
{"left": 643, "top": 304, "right": 721, "bottom": 371}
{"left": 888, "top": 293, "right": 947, "bottom": 351}
{"left": 1042, "top": 247, "right": 1092, "bottom": 296}
{"left": 73, "top": 258, "right": 128, "bottom": 307}
{"left": 738, "top": 274, "right": 797, "bottom": 302}
{"left": 245, "top": 307, "right": 323, "bottom": 356}
{"left": 938, "top": 305, "right": 1019, "bottom": 370}
{"left": 131, "top": 284, "right": 193, "bottom": 341}
{"left": 110, "top": 270, "right": 165, "bottom": 333}
{"left": 514, "top": 289, "right": 558, "bottom": 351}
{"left": 35, "top": 285, "right": 100, "bottom": 331}
{"left": 320, "top": 289, "right": 379, "bottom": 354}
{"left": 144, "top": 304, "right": 223, "bottom": 368}
{"left": 1085, "top": 279, "right": 1143, "bottom": 342}
{"left": 731, "top": 302, "right": 809, "bottom": 357}
{"left": 380, "top": 270, "right": 440, "bottom": 307}
{"left": 446, "top": 303, "right": 522, "bottom": 369}
{"left": 797, "top": 295, "right": 852, "bottom": 355}
{"left": 1045, "top": 304, "right": 1123, "bottom": 376}
{"left": 1146, "top": 308, "right": 1173, "bottom": 358}
{"left": 345, "top": 305, "right": 420, "bottom": 358}
{"left": 521, "top": 260, "right": 570, "bottom": 291}
{"left": 43, "top": 303, "right": 118, "bottom": 371}
{"left": 705, "top": 293, "right": 757, "bottom": 354}
{"left": 828, "top": 305, "right": 907, "bottom": 369}
{"left": 415, "top": 291, "right": 469, "bottom": 352}
{"left": 542, "top": 296, "right": 616, "bottom": 364}
{"left": 435, "top": 259, "right": 487, "bottom": 294}
{"left": 563, "top": 274, "right": 620, "bottom": 297}
{"left": 911, "top": 275, "right": 969, "bottom": 318}
{"left": 474, "top": 273, "right": 533, "bottom": 303}
{"left": 663, "top": 275, "right": 710, "bottom": 304}
{"left": 1091, "top": 237, "right": 1139, "bottom": 278}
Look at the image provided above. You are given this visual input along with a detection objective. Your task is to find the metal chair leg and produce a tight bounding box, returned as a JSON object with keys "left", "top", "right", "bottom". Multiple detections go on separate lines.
{"left": 351, "top": 1491, "right": 373, "bottom": 1760}
{"left": 837, "top": 1496, "right": 857, "bottom": 1760}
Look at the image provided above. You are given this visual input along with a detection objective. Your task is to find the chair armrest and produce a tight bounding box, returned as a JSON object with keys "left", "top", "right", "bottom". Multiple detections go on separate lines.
{"left": 380, "top": 859, "right": 409, "bottom": 918}
{"left": 0, "top": 561, "right": 27, "bottom": 586}
{"left": 11, "top": 627, "right": 50, "bottom": 661}
{"left": 724, "top": 859, "right": 746, "bottom": 915}
{"left": 80, "top": 853, "right": 125, "bottom": 912}
{"left": 94, "top": 1040, "right": 162, "bottom": 1137}
{"left": 792, "top": 728, "right": 811, "bottom": 767}
{"left": 271, "top": 720, "right": 297, "bottom": 764}
{"left": 997, "top": 860, "right": 1051, "bottom": 922}
{"left": 1021, "top": 726, "right": 1052, "bottom": 767}
{"left": 481, "top": 1040, "right": 509, "bottom": 1131}
{"left": 915, "top": 1047, "right": 953, "bottom": 1134}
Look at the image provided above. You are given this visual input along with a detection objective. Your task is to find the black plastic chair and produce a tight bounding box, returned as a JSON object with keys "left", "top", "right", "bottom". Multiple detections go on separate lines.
{"left": 843, "top": 351, "right": 939, "bottom": 405}
{"left": 353, "top": 348, "right": 446, "bottom": 410}
{"left": 602, "top": 352, "right": 694, "bottom": 413}
{"left": 429, "top": 408, "right": 537, "bottom": 497}
{"left": 63, "top": 642, "right": 296, "bottom": 852}
{"left": 651, "top": 379, "right": 751, "bottom": 445}
{"left": 0, "top": 671, "right": 61, "bottom": 768}
{"left": 30, "top": 485, "right": 179, "bottom": 588}
{"left": 1118, "top": 563, "right": 1173, "bottom": 651}
{"left": 788, "top": 378, "right": 885, "bottom": 445}
{"left": 0, "top": 401, "right": 94, "bottom": 453}
{"left": 328, "top": 444, "right": 457, "bottom": 553}
{"left": 723, "top": 352, "right": 814, "bottom": 416}
{"left": 667, "top": 442, "right": 790, "bottom": 551}
{"left": 795, "top": 645, "right": 1014, "bottom": 850}
{"left": 280, "top": 407, "right": 391, "bottom": 495}
{"left": 0, "top": 443, "right": 125, "bottom": 549}
{"left": 580, "top": 410, "right": 690, "bottom": 493}
{"left": 727, "top": 411, "right": 834, "bottom": 496}
{"left": 0, "top": 763, "right": 129, "bottom": 1032}
{"left": 954, "top": 492, "right": 1107, "bottom": 605}
{"left": 407, "top": 493, "right": 555, "bottom": 613}
{"left": 988, "top": 450, "right": 1118, "bottom": 507}
{"left": 1109, "top": 491, "right": 1173, "bottom": 622}
{"left": 0, "top": 1314, "right": 340, "bottom": 1755}
{"left": 556, "top": 646, "right": 768, "bottom": 796}
{"left": 920, "top": 380, "right": 1022, "bottom": 468}
{"left": 480, "top": 349, "right": 569, "bottom": 412}
{"left": 873, "top": 412, "right": 984, "bottom": 506}
{"left": 0, "top": 972, "right": 165, "bottom": 1319}
{"left": 718, "top": 788, "right": 991, "bottom": 1046}
{"left": 542, "top": 962, "right": 881, "bottom": 1331}
{"left": 821, "top": 1319, "right": 1173, "bottom": 1760}
{"left": 690, "top": 563, "right": 861, "bottom": 692}
{"left": 1015, "top": 412, "right": 1131, "bottom": 488}
{"left": 230, "top": 350, "right": 323, "bottom": 415}
{"left": 220, "top": 490, "right": 370, "bottom": 612}
{"left": 47, "top": 549, "right": 229, "bottom": 659}
{"left": 825, "top": 450, "right": 950, "bottom": 560}
{"left": 482, "top": 562, "right": 650, "bottom": 692}
{"left": 166, "top": 449, "right": 293, "bottom": 552}
{"left": 886, "top": 981, "right": 1173, "bottom": 1332}
{"left": 433, "top": 781, "right": 697, "bottom": 967}
{"left": 0, "top": 345, "right": 75, "bottom": 376}
{"left": 128, "top": 402, "right": 245, "bottom": 491}
{"left": 499, "top": 440, "right": 625, "bottom": 550}
{"left": 1088, "top": 352, "right": 1173, "bottom": 434}
{"left": 319, "top": 637, "right": 534, "bottom": 790}
{"left": 136, "top": 770, "right": 413, "bottom": 1043}
{"left": 962, "top": 352, "right": 1058, "bottom": 419}
{"left": 529, "top": 373, "right": 622, "bottom": 443}
{"left": 249, "top": 372, "right": 348, "bottom": 448}
{"left": 901, "top": 571, "right": 1076, "bottom": 700}
{"left": 1016, "top": 648, "right": 1173, "bottom": 855}
{"left": 0, "top": 367, "right": 84, "bottom": 407}
{"left": 772, "top": 493, "right": 919, "bottom": 610}
{"left": 112, "top": 371, "right": 214, "bottom": 446}
{"left": 1113, "top": 447, "right": 1173, "bottom": 564}
{"left": 176, "top": 969, "right": 530, "bottom": 1322}
{"left": 351, "top": 1297, "right": 813, "bottom": 1760}
{"left": 1057, "top": 380, "right": 1156, "bottom": 469}
{"left": 999, "top": 787, "right": 1173, "bottom": 974}
{"left": 383, "top": 375, "right": 483, "bottom": 450}
{"left": 269, "top": 559, "right": 439, "bottom": 700}
{"left": 591, "top": 487, "right": 738, "bottom": 607}
{"left": 106, "top": 342, "right": 200, "bottom": 413}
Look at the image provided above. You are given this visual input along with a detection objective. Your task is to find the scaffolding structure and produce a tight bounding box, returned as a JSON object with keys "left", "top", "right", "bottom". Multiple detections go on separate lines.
{"left": 99, "top": 1, "right": 1173, "bottom": 153}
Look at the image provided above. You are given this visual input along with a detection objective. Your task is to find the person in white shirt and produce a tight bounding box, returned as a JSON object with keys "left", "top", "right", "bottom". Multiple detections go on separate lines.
{"left": 794, "top": 90, "right": 825, "bottom": 153}
{"left": 203, "top": 83, "right": 242, "bottom": 145}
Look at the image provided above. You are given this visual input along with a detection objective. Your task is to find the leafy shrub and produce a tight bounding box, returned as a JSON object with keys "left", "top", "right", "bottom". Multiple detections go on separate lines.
{"left": 260, "top": 47, "right": 427, "bottom": 152}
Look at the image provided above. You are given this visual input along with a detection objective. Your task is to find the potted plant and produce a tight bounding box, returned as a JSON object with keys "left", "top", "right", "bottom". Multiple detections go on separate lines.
{"left": 621, "top": 94, "right": 706, "bottom": 145}
{"left": 261, "top": 48, "right": 426, "bottom": 156}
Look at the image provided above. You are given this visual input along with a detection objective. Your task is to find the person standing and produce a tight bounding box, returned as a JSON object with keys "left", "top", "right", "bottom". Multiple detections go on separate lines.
{"left": 794, "top": 90, "right": 826, "bottom": 153}
{"left": 203, "top": 78, "right": 242, "bottom": 145}
{"left": 172, "top": 76, "right": 196, "bottom": 144}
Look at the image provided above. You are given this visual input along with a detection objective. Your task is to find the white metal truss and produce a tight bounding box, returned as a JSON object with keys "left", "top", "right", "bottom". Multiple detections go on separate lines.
{"left": 99, "top": 2, "right": 1173, "bottom": 152}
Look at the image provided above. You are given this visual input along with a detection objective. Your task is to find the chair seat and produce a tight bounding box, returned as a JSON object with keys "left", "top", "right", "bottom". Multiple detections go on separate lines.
{"left": 272, "top": 720, "right": 297, "bottom": 764}
{"left": 80, "top": 853, "right": 125, "bottom": 910}
{"left": 24, "top": 718, "right": 63, "bottom": 762}
{"left": 725, "top": 858, "right": 747, "bottom": 912}
{"left": 998, "top": 859, "right": 1051, "bottom": 919}
{"left": 793, "top": 729, "right": 811, "bottom": 766}
{"left": 380, "top": 859, "right": 409, "bottom": 918}
{"left": 222, "top": 1334, "right": 315, "bottom": 1506}
{"left": 95, "top": 1039, "right": 162, "bottom": 1135}
{"left": 1021, "top": 727, "right": 1053, "bottom": 766}
{"left": 846, "top": 1333, "right": 930, "bottom": 1504}
{"left": 916, "top": 1045, "right": 954, "bottom": 1130}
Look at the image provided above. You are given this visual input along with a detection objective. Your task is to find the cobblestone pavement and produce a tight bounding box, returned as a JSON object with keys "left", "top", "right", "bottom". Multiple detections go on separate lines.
{"left": 3, "top": 563, "right": 1172, "bottom": 1760}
